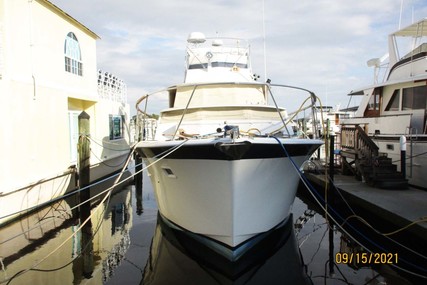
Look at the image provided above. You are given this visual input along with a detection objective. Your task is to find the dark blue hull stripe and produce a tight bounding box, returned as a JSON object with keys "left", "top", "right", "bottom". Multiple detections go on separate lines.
{"left": 137, "top": 141, "right": 320, "bottom": 161}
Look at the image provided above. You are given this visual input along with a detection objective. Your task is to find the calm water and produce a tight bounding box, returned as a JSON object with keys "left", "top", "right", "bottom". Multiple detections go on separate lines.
{"left": 0, "top": 171, "right": 424, "bottom": 284}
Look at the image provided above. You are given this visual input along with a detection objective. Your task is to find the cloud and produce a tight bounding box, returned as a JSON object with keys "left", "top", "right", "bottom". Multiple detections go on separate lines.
{"left": 51, "top": 0, "right": 427, "bottom": 115}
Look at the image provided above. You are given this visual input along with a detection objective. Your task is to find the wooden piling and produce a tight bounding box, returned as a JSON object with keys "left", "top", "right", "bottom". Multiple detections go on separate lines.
{"left": 134, "top": 153, "right": 143, "bottom": 215}
{"left": 328, "top": 135, "right": 335, "bottom": 275}
{"left": 78, "top": 111, "right": 94, "bottom": 278}
{"left": 78, "top": 111, "right": 91, "bottom": 192}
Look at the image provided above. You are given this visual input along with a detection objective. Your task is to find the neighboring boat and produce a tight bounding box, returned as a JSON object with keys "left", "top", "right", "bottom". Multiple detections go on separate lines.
{"left": 340, "top": 18, "right": 427, "bottom": 189}
{"left": 296, "top": 105, "right": 355, "bottom": 138}
{"left": 0, "top": 0, "right": 131, "bottom": 225}
{"left": 135, "top": 32, "right": 323, "bottom": 260}
{"left": 295, "top": 105, "right": 355, "bottom": 164}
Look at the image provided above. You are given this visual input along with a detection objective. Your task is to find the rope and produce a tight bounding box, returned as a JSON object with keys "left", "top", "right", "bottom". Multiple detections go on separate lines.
{"left": 1, "top": 147, "right": 136, "bottom": 285}
{"left": 391, "top": 150, "right": 427, "bottom": 164}
{"left": 1, "top": 139, "right": 139, "bottom": 221}
{"left": 0, "top": 139, "right": 190, "bottom": 284}
{"left": 0, "top": 139, "right": 188, "bottom": 248}
{"left": 87, "top": 135, "right": 132, "bottom": 152}
{"left": 322, "top": 167, "right": 427, "bottom": 260}
{"left": 341, "top": 215, "right": 427, "bottom": 237}
{"left": 271, "top": 136, "right": 427, "bottom": 279}
{"left": 89, "top": 147, "right": 130, "bottom": 168}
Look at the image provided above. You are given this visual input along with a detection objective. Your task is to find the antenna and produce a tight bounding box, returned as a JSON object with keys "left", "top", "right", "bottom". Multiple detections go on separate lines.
{"left": 262, "top": 0, "right": 267, "bottom": 81}
{"left": 399, "top": 0, "right": 403, "bottom": 29}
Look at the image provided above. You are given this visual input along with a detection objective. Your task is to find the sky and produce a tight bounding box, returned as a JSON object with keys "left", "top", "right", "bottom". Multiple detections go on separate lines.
{"left": 51, "top": 0, "right": 427, "bottom": 116}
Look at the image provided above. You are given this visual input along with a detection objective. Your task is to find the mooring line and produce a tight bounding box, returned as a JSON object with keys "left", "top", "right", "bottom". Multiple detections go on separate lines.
{"left": 0, "top": 139, "right": 190, "bottom": 284}
{"left": 271, "top": 136, "right": 427, "bottom": 279}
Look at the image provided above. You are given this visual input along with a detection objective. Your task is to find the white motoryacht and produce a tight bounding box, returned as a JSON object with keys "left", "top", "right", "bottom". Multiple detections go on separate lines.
{"left": 341, "top": 18, "right": 427, "bottom": 189}
{"left": 135, "top": 32, "right": 323, "bottom": 260}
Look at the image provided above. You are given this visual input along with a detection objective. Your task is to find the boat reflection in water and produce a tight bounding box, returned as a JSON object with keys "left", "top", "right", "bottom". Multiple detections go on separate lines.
{"left": 0, "top": 186, "right": 133, "bottom": 285}
{"left": 142, "top": 213, "right": 311, "bottom": 285}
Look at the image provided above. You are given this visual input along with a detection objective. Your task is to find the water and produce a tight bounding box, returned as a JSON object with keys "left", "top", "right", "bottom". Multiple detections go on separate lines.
{"left": 0, "top": 171, "right": 424, "bottom": 284}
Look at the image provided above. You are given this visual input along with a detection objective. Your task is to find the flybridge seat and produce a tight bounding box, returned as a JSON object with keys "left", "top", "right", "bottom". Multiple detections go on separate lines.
{"left": 188, "top": 62, "right": 248, "bottom": 70}
{"left": 185, "top": 32, "right": 253, "bottom": 83}
{"left": 187, "top": 46, "right": 250, "bottom": 68}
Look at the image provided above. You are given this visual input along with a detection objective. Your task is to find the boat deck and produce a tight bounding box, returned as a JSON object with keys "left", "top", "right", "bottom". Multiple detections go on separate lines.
{"left": 304, "top": 173, "right": 427, "bottom": 241}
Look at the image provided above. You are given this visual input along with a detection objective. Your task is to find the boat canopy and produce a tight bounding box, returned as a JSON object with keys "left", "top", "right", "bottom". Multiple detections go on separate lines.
{"left": 392, "top": 18, "right": 427, "bottom": 37}
{"left": 349, "top": 18, "right": 427, "bottom": 95}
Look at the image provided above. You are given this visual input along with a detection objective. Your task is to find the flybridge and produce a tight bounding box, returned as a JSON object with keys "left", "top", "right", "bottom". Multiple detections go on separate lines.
{"left": 184, "top": 32, "right": 255, "bottom": 83}
{"left": 386, "top": 18, "right": 427, "bottom": 81}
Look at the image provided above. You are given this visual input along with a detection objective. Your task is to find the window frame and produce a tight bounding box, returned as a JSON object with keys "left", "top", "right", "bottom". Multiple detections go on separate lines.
{"left": 402, "top": 85, "right": 427, "bottom": 110}
{"left": 109, "top": 115, "right": 124, "bottom": 140}
{"left": 64, "top": 32, "right": 83, "bottom": 76}
{"left": 385, "top": 89, "right": 401, "bottom": 111}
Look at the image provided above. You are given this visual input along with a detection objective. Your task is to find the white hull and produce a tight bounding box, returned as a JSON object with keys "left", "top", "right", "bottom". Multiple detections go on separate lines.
{"left": 135, "top": 33, "right": 323, "bottom": 258}
{"left": 138, "top": 137, "right": 321, "bottom": 253}
{"left": 0, "top": 153, "right": 129, "bottom": 226}
{"left": 147, "top": 157, "right": 303, "bottom": 247}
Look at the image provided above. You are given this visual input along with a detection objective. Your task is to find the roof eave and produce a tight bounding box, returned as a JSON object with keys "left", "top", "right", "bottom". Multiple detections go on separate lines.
{"left": 38, "top": 0, "right": 100, "bottom": 40}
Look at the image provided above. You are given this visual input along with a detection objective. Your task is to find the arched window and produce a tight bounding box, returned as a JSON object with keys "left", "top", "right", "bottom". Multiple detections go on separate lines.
{"left": 64, "top": 32, "right": 82, "bottom": 76}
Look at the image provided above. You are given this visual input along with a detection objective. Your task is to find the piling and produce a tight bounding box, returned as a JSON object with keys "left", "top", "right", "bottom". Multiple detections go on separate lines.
{"left": 78, "top": 111, "right": 91, "bottom": 196}
{"left": 78, "top": 111, "right": 94, "bottom": 278}
{"left": 135, "top": 153, "right": 144, "bottom": 215}
{"left": 400, "top": 135, "right": 406, "bottom": 179}
{"left": 328, "top": 135, "right": 335, "bottom": 275}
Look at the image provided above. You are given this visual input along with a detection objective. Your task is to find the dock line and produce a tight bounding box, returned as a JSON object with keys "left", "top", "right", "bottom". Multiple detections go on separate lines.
{"left": 271, "top": 136, "right": 427, "bottom": 280}
{"left": 2, "top": 136, "right": 189, "bottom": 282}
{"left": 1, "top": 145, "right": 137, "bottom": 284}
{"left": 0, "top": 139, "right": 189, "bottom": 253}
{"left": 341, "top": 214, "right": 427, "bottom": 237}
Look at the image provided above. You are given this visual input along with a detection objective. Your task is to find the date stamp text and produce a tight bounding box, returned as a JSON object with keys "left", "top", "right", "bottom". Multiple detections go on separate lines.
{"left": 335, "top": 252, "right": 398, "bottom": 265}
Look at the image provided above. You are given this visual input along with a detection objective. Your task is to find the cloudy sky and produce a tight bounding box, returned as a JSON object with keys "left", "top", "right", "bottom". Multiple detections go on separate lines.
{"left": 51, "top": 0, "right": 427, "bottom": 115}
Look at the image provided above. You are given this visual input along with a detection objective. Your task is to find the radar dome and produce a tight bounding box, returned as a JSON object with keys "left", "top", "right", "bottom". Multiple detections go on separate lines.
{"left": 187, "top": 32, "right": 206, "bottom": 44}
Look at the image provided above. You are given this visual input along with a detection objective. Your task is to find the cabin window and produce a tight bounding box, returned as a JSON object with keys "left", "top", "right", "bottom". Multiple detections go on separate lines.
{"left": 64, "top": 32, "right": 83, "bottom": 76}
{"left": 367, "top": 89, "right": 380, "bottom": 111}
{"left": 402, "top": 85, "right": 427, "bottom": 110}
{"left": 109, "top": 115, "right": 124, "bottom": 140}
{"left": 385, "top": 89, "right": 400, "bottom": 111}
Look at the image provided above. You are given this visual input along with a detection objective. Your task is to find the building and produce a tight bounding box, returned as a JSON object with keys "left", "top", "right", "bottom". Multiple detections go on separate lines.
{"left": 0, "top": 0, "right": 131, "bottom": 225}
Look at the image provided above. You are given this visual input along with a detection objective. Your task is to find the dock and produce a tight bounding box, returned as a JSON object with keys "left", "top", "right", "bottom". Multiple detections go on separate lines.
{"left": 303, "top": 172, "right": 427, "bottom": 241}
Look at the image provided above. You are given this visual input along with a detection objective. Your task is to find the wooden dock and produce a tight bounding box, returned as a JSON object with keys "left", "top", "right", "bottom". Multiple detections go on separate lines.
{"left": 303, "top": 172, "right": 427, "bottom": 241}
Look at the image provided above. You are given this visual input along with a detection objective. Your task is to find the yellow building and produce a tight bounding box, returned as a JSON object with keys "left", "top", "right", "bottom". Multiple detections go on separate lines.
{"left": 0, "top": 0, "right": 131, "bottom": 225}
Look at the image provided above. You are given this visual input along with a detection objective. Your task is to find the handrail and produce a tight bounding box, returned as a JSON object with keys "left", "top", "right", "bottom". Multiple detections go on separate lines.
{"left": 269, "top": 83, "right": 320, "bottom": 138}
{"left": 135, "top": 82, "right": 319, "bottom": 141}
{"left": 340, "top": 123, "right": 380, "bottom": 172}
{"left": 355, "top": 125, "right": 379, "bottom": 158}
{"left": 172, "top": 85, "right": 198, "bottom": 140}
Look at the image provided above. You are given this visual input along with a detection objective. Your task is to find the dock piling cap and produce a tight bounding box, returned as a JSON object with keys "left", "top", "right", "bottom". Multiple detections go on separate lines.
{"left": 400, "top": 135, "right": 406, "bottom": 151}
{"left": 188, "top": 32, "right": 206, "bottom": 44}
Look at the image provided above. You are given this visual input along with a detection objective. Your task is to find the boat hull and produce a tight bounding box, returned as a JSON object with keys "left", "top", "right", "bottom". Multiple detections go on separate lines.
{"left": 137, "top": 138, "right": 321, "bottom": 256}
{"left": 0, "top": 153, "right": 130, "bottom": 226}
